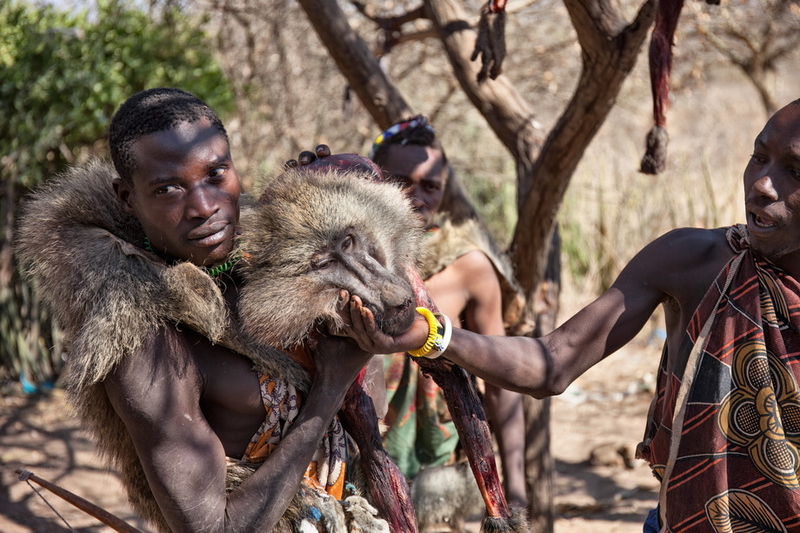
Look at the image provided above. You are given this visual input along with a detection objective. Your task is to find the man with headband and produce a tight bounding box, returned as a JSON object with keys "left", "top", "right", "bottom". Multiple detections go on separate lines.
{"left": 369, "top": 116, "right": 528, "bottom": 513}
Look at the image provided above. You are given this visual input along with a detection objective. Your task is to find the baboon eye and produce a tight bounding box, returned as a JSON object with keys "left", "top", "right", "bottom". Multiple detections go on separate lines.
{"left": 313, "top": 258, "right": 335, "bottom": 270}
{"left": 341, "top": 234, "right": 353, "bottom": 251}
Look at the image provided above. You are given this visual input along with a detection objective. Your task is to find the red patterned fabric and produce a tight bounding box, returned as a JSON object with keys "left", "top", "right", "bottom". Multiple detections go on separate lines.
{"left": 639, "top": 224, "right": 800, "bottom": 531}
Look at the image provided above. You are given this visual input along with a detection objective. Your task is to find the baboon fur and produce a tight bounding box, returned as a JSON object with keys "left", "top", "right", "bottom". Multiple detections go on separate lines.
{"left": 411, "top": 462, "right": 484, "bottom": 532}
{"left": 238, "top": 167, "right": 422, "bottom": 348}
{"left": 16, "top": 159, "right": 417, "bottom": 532}
{"left": 418, "top": 216, "right": 524, "bottom": 330}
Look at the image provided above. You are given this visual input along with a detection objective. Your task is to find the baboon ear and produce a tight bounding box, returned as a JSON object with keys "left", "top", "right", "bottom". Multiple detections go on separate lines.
{"left": 112, "top": 177, "right": 136, "bottom": 216}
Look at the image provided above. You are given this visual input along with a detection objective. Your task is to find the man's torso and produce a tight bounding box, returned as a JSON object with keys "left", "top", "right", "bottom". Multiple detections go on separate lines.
{"left": 187, "top": 327, "right": 266, "bottom": 458}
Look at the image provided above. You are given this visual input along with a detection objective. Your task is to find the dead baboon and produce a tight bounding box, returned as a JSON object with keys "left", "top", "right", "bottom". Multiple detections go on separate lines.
{"left": 238, "top": 161, "right": 423, "bottom": 533}
{"left": 237, "top": 163, "right": 422, "bottom": 349}
{"left": 238, "top": 158, "right": 528, "bottom": 533}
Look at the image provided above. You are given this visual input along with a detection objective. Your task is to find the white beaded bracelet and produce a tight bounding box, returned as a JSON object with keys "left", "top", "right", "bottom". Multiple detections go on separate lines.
{"left": 422, "top": 313, "right": 452, "bottom": 359}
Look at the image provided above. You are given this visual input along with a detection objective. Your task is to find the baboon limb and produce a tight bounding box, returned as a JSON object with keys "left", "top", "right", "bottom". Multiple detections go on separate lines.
{"left": 339, "top": 370, "right": 418, "bottom": 533}
{"left": 471, "top": 0, "right": 508, "bottom": 84}
{"left": 641, "top": 0, "right": 684, "bottom": 174}
{"left": 406, "top": 265, "right": 530, "bottom": 533}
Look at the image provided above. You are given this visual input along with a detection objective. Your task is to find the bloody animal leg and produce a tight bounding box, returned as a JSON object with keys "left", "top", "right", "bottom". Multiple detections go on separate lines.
{"left": 406, "top": 266, "right": 530, "bottom": 533}
{"left": 339, "top": 369, "right": 419, "bottom": 533}
{"left": 641, "top": 0, "right": 684, "bottom": 174}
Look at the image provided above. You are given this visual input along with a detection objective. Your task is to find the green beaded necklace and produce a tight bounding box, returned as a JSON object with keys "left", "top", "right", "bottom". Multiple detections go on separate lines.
{"left": 143, "top": 237, "right": 241, "bottom": 277}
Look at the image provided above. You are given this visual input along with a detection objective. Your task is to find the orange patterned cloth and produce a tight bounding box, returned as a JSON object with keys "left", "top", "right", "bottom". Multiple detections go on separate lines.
{"left": 639, "top": 225, "right": 800, "bottom": 531}
{"left": 242, "top": 371, "right": 347, "bottom": 500}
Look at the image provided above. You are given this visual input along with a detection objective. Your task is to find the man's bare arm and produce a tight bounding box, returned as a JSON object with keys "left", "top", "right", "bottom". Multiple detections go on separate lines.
{"left": 105, "top": 326, "right": 370, "bottom": 532}
{"left": 343, "top": 228, "right": 729, "bottom": 398}
{"left": 342, "top": 267, "right": 659, "bottom": 398}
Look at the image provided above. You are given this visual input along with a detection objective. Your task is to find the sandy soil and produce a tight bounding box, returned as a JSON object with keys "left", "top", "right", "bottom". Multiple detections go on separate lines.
{"left": 0, "top": 337, "right": 662, "bottom": 533}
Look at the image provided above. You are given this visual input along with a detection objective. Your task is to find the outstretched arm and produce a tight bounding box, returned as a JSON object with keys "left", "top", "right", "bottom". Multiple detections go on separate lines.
{"left": 342, "top": 230, "right": 711, "bottom": 399}
{"left": 104, "top": 326, "right": 371, "bottom": 532}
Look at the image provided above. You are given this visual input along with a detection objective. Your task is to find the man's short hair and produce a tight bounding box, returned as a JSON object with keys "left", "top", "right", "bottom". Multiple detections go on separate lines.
{"left": 109, "top": 88, "right": 228, "bottom": 185}
{"left": 370, "top": 115, "right": 447, "bottom": 168}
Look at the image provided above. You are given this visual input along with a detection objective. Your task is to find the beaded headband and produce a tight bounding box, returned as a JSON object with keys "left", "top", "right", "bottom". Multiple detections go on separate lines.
{"left": 368, "top": 115, "right": 436, "bottom": 160}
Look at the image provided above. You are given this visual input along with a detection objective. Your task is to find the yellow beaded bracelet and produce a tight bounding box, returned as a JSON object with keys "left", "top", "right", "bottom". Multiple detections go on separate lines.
{"left": 408, "top": 307, "right": 439, "bottom": 358}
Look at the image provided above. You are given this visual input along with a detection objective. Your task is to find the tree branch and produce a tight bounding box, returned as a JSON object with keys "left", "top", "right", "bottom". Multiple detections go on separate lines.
{"left": 424, "top": 0, "right": 655, "bottom": 302}
{"left": 507, "top": 0, "right": 656, "bottom": 295}
{"left": 351, "top": 2, "right": 428, "bottom": 31}
{"left": 297, "top": 0, "right": 412, "bottom": 129}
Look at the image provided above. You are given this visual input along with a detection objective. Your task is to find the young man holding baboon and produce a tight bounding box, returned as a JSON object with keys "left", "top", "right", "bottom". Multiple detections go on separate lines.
{"left": 368, "top": 116, "right": 528, "bottom": 512}
{"left": 345, "top": 99, "right": 800, "bottom": 532}
{"left": 16, "top": 88, "right": 416, "bottom": 532}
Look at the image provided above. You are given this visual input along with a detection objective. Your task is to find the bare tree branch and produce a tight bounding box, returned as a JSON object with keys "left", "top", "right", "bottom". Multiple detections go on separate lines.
{"left": 423, "top": 0, "right": 656, "bottom": 303}
{"left": 297, "top": 0, "right": 413, "bottom": 129}
{"left": 351, "top": 1, "right": 428, "bottom": 30}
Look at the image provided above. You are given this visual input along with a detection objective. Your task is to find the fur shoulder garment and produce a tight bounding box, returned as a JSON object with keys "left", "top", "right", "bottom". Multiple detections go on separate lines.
{"left": 15, "top": 159, "right": 312, "bottom": 531}
{"left": 421, "top": 216, "right": 525, "bottom": 327}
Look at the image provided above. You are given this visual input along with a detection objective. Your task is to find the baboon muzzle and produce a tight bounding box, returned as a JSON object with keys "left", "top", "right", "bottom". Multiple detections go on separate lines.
{"left": 338, "top": 250, "right": 415, "bottom": 336}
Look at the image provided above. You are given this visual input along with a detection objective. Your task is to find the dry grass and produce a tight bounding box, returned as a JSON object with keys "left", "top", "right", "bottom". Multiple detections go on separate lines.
{"left": 559, "top": 65, "right": 797, "bottom": 305}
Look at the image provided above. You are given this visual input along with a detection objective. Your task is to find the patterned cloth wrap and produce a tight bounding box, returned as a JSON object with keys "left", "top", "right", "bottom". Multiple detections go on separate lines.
{"left": 242, "top": 369, "right": 347, "bottom": 500}
{"left": 638, "top": 224, "right": 800, "bottom": 532}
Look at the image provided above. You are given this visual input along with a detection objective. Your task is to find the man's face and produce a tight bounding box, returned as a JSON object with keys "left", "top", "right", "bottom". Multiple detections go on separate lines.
{"left": 381, "top": 144, "right": 448, "bottom": 230}
{"left": 743, "top": 103, "right": 800, "bottom": 270}
{"left": 115, "top": 118, "right": 241, "bottom": 267}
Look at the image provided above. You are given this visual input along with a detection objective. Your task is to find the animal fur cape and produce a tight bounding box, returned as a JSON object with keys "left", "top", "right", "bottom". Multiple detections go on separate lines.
{"left": 15, "top": 159, "right": 386, "bottom": 533}
{"left": 420, "top": 216, "right": 524, "bottom": 329}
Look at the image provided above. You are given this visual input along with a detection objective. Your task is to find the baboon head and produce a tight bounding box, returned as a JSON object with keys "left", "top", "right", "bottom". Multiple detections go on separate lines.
{"left": 237, "top": 161, "right": 423, "bottom": 349}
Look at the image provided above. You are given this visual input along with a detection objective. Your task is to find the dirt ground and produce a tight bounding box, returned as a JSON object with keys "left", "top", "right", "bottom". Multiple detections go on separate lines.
{"left": 0, "top": 336, "right": 661, "bottom": 533}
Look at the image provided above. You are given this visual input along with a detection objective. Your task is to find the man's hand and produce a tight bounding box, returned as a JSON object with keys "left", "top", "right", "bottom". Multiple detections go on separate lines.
{"left": 311, "top": 330, "right": 373, "bottom": 393}
{"left": 284, "top": 144, "right": 332, "bottom": 169}
{"left": 332, "top": 291, "right": 430, "bottom": 355}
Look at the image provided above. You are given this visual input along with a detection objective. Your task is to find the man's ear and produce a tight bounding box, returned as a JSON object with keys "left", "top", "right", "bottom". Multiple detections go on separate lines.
{"left": 112, "top": 177, "right": 136, "bottom": 216}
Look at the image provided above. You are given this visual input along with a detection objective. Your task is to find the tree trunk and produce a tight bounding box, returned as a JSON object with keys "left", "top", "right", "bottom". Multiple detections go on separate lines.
{"left": 740, "top": 60, "right": 778, "bottom": 116}
{"left": 423, "top": 0, "right": 655, "bottom": 324}
{"left": 514, "top": 0, "right": 656, "bottom": 310}
{"left": 295, "top": 0, "right": 412, "bottom": 129}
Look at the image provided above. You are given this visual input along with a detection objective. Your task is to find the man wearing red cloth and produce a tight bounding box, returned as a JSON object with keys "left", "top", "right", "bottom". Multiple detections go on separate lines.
{"left": 346, "top": 99, "right": 800, "bottom": 532}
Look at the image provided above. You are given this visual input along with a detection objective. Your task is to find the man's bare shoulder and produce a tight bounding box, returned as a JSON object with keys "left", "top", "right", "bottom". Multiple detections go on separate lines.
{"left": 631, "top": 226, "right": 734, "bottom": 298}
{"left": 650, "top": 226, "right": 731, "bottom": 265}
{"left": 448, "top": 249, "right": 497, "bottom": 277}
{"left": 103, "top": 325, "right": 202, "bottom": 420}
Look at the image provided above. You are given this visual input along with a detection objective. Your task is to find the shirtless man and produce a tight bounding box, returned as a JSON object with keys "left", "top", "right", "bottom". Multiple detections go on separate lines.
{"left": 346, "top": 100, "right": 800, "bottom": 531}
{"left": 19, "top": 88, "right": 374, "bottom": 532}
{"left": 369, "top": 117, "right": 527, "bottom": 509}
